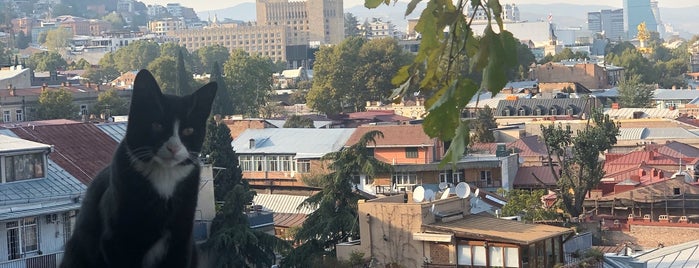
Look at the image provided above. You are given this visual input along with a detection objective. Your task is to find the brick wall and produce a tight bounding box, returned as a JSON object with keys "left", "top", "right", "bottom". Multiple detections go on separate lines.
{"left": 605, "top": 225, "right": 699, "bottom": 249}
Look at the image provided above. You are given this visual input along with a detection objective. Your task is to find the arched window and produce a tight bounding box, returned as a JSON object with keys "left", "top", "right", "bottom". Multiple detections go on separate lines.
{"left": 534, "top": 108, "right": 542, "bottom": 116}
{"left": 518, "top": 108, "right": 527, "bottom": 116}
{"left": 550, "top": 107, "right": 558, "bottom": 115}
{"left": 502, "top": 109, "right": 510, "bottom": 116}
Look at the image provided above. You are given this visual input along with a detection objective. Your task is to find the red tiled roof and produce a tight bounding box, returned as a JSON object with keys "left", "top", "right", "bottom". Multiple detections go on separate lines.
{"left": 605, "top": 150, "right": 680, "bottom": 166}
{"left": 345, "top": 124, "right": 433, "bottom": 147}
{"left": 274, "top": 213, "right": 307, "bottom": 228}
{"left": 514, "top": 166, "right": 559, "bottom": 187}
{"left": 10, "top": 122, "right": 118, "bottom": 185}
{"left": 469, "top": 142, "right": 498, "bottom": 154}
{"left": 509, "top": 135, "right": 548, "bottom": 157}
{"left": 347, "top": 110, "right": 412, "bottom": 122}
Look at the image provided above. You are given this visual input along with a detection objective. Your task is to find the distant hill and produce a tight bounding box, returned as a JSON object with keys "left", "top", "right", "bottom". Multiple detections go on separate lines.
{"left": 198, "top": 2, "right": 698, "bottom": 38}
{"left": 197, "top": 2, "right": 256, "bottom": 22}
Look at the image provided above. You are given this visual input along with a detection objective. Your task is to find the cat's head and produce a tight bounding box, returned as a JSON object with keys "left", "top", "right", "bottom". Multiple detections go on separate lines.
{"left": 125, "top": 69, "right": 217, "bottom": 168}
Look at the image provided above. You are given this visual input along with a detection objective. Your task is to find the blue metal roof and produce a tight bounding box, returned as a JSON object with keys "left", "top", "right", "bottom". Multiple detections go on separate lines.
{"left": 0, "top": 129, "right": 85, "bottom": 210}
{"left": 233, "top": 128, "right": 355, "bottom": 158}
{"left": 653, "top": 89, "right": 699, "bottom": 100}
{"left": 95, "top": 122, "right": 127, "bottom": 142}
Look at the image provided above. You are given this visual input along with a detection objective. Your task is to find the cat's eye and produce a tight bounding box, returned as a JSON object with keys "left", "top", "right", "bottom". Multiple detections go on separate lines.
{"left": 182, "top": 128, "right": 194, "bottom": 136}
{"left": 152, "top": 123, "right": 163, "bottom": 132}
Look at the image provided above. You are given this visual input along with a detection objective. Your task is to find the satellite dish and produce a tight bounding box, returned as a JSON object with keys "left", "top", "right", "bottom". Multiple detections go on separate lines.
{"left": 425, "top": 189, "right": 435, "bottom": 202}
{"left": 455, "top": 182, "right": 471, "bottom": 199}
{"left": 475, "top": 188, "right": 480, "bottom": 197}
{"left": 438, "top": 182, "right": 448, "bottom": 190}
{"left": 413, "top": 186, "right": 425, "bottom": 202}
{"left": 518, "top": 157, "right": 525, "bottom": 164}
{"left": 440, "top": 188, "right": 451, "bottom": 200}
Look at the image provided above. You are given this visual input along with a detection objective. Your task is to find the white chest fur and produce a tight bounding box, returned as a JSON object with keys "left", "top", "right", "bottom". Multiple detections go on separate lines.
{"left": 145, "top": 164, "right": 195, "bottom": 198}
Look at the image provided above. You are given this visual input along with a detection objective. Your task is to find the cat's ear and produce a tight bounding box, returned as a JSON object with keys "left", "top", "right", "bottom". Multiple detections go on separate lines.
{"left": 188, "top": 82, "right": 217, "bottom": 120}
{"left": 130, "top": 69, "right": 163, "bottom": 113}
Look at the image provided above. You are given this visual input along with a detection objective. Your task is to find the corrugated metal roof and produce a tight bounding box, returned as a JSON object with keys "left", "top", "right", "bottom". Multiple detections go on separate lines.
{"left": 0, "top": 202, "right": 81, "bottom": 221}
{"left": 632, "top": 239, "right": 699, "bottom": 267}
{"left": 274, "top": 212, "right": 307, "bottom": 228}
{"left": 233, "top": 128, "right": 354, "bottom": 155}
{"left": 252, "top": 193, "right": 315, "bottom": 214}
{"left": 653, "top": 89, "right": 699, "bottom": 100}
{"left": 95, "top": 122, "right": 127, "bottom": 141}
{"left": 618, "top": 128, "right": 646, "bottom": 140}
{"left": 645, "top": 128, "right": 699, "bottom": 139}
{"left": 604, "top": 108, "right": 679, "bottom": 119}
{"left": 265, "top": 119, "right": 333, "bottom": 129}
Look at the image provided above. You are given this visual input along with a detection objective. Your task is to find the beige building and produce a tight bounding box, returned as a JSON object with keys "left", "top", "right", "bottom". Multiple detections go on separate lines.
{"left": 173, "top": 0, "right": 343, "bottom": 65}
{"left": 148, "top": 18, "right": 186, "bottom": 36}
{"left": 337, "top": 194, "right": 574, "bottom": 267}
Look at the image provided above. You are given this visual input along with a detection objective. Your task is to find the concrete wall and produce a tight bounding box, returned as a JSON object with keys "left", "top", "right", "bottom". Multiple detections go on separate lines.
{"left": 604, "top": 225, "right": 699, "bottom": 249}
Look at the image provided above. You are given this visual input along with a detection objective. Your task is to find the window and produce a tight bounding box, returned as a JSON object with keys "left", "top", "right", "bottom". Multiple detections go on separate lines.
{"left": 392, "top": 172, "right": 417, "bottom": 186}
{"left": 6, "top": 217, "right": 38, "bottom": 260}
{"left": 280, "top": 156, "right": 293, "bottom": 172}
{"left": 63, "top": 211, "right": 75, "bottom": 243}
{"left": 297, "top": 159, "right": 311, "bottom": 173}
{"left": 405, "top": 147, "right": 418, "bottom": 158}
{"left": 3, "top": 110, "right": 10, "bottom": 122}
{"left": 5, "top": 153, "right": 45, "bottom": 182}
{"left": 480, "top": 170, "right": 492, "bottom": 186}
{"left": 440, "top": 170, "right": 463, "bottom": 184}
{"left": 253, "top": 156, "right": 264, "bottom": 171}
{"left": 15, "top": 110, "right": 23, "bottom": 122}
{"left": 267, "top": 156, "right": 279, "bottom": 171}
{"left": 239, "top": 155, "right": 253, "bottom": 171}
{"left": 80, "top": 104, "right": 88, "bottom": 116}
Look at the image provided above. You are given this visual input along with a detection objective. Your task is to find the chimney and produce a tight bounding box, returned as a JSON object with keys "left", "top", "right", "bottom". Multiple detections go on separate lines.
{"left": 41, "top": 83, "right": 47, "bottom": 92}
{"left": 249, "top": 138, "right": 255, "bottom": 149}
{"left": 86, "top": 81, "right": 91, "bottom": 88}
{"left": 672, "top": 85, "right": 677, "bottom": 90}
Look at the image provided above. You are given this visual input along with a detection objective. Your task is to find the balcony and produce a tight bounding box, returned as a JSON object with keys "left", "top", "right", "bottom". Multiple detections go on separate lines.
{"left": 0, "top": 251, "right": 63, "bottom": 268}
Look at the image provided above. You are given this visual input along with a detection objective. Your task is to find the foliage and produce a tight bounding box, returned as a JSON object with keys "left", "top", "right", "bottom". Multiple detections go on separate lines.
{"left": 175, "top": 50, "right": 193, "bottom": 95}
{"left": 540, "top": 48, "right": 588, "bottom": 64}
{"left": 160, "top": 43, "right": 197, "bottom": 73}
{"left": 366, "top": 0, "right": 518, "bottom": 166}
{"left": 306, "top": 37, "right": 413, "bottom": 115}
{"left": 344, "top": 13, "right": 361, "bottom": 37}
{"left": 470, "top": 105, "right": 497, "bottom": 143}
{"left": 196, "top": 45, "right": 231, "bottom": 73}
{"left": 102, "top": 12, "right": 125, "bottom": 30}
{"left": 202, "top": 119, "right": 290, "bottom": 267}
{"left": 43, "top": 28, "right": 72, "bottom": 52}
{"left": 27, "top": 51, "right": 67, "bottom": 72}
{"left": 286, "top": 131, "right": 392, "bottom": 266}
{"left": 618, "top": 75, "right": 655, "bottom": 108}
{"left": 109, "top": 40, "right": 160, "bottom": 72}
{"left": 15, "top": 31, "right": 30, "bottom": 49}
{"left": 146, "top": 56, "right": 177, "bottom": 94}
{"left": 84, "top": 65, "right": 120, "bottom": 84}
{"left": 500, "top": 189, "right": 559, "bottom": 222}
{"left": 68, "top": 58, "right": 92, "bottom": 70}
{"left": 36, "top": 88, "right": 77, "bottom": 120}
{"left": 605, "top": 40, "right": 689, "bottom": 88}
{"left": 201, "top": 119, "right": 241, "bottom": 201}
{"left": 511, "top": 42, "right": 536, "bottom": 80}
{"left": 209, "top": 62, "right": 234, "bottom": 116}
{"left": 540, "top": 110, "right": 619, "bottom": 217}
{"left": 223, "top": 49, "right": 276, "bottom": 117}
{"left": 283, "top": 115, "right": 315, "bottom": 128}
{"left": 94, "top": 89, "right": 129, "bottom": 117}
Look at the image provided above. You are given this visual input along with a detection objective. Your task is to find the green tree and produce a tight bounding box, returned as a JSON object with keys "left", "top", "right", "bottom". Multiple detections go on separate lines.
{"left": 223, "top": 50, "right": 275, "bottom": 116}
{"left": 110, "top": 40, "right": 160, "bottom": 72}
{"left": 202, "top": 119, "right": 289, "bottom": 267}
{"left": 147, "top": 56, "right": 177, "bottom": 94}
{"left": 43, "top": 28, "right": 72, "bottom": 52}
{"left": 357, "top": 38, "right": 414, "bottom": 103}
{"left": 540, "top": 110, "right": 619, "bottom": 218}
{"left": 27, "top": 51, "right": 68, "bottom": 72}
{"left": 499, "top": 189, "right": 559, "bottom": 222}
{"left": 36, "top": 88, "right": 77, "bottom": 120}
{"left": 69, "top": 58, "right": 92, "bottom": 70}
{"left": 367, "top": 0, "right": 519, "bottom": 164}
{"left": 210, "top": 62, "right": 233, "bottom": 116}
{"left": 15, "top": 31, "right": 30, "bottom": 49}
{"left": 344, "top": 12, "right": 361, "bottom": 38}
{"left": 512, "top": 42, "right": 536, "bottom": 80}
{"left": 102, "top": 12, "right": 125, "bottom": 30}
{"left": 285, "top": 131, "right": 392, "bottom": 266}
{"left": 618, "top": 75, "right": 654, "bottom": 108}
{"left": 196, "top": 45, "right": 230, "bottom": 73}
{"left": 175, "top": 50, "right": 192, "bottom": 95}
{"left": 470, "top": 105, "right": 497, "bottom": 143}
{"left": 94, "top": 89, "right": 129, "bottom": 117}
{"left": 84, "top": 65, "right": 120, "bottom": 84}
{"left": 283, "top": 115, "right": 314, "bottom": 128}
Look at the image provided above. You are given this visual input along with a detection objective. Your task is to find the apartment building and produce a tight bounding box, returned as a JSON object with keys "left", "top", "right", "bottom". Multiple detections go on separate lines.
{"left": 174, "top": 24, "right": 289, "bottom": 63}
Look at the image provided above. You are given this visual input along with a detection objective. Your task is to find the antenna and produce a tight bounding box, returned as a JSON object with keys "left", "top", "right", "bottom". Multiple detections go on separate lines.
{"left": 455, "top": 182, "right": 470, "bottom": 199}
{"left": 413, "top": 186, "right": 425, "bottom": 203}
{"left": 438, "top": 182, "right": 448, "bottom": 190}
{"left": 425, "top": 189, "right": 435, "bottom": 202}
{"left": 440, "top": 188, "right": 450, "bottom": 200}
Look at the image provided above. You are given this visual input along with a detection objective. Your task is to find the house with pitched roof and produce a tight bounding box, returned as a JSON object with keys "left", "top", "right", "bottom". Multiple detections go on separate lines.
{"left": 346, "top": 124, "right": 519, "bottom": 195}
{"left": 232, "top": 128, "right": 355, "bottom": 192}
{"left": 0, "top": 131, "right": 85, "bottom": 266}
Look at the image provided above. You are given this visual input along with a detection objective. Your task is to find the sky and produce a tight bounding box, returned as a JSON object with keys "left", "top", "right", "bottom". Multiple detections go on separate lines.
{"left": 140, "top": 0, "right": 699, "bottom": 13}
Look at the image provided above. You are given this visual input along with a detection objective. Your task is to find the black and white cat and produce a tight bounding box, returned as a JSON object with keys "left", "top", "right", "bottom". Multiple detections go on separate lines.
{"left": 61, "top": 69, "right": 217, "bottom": 268}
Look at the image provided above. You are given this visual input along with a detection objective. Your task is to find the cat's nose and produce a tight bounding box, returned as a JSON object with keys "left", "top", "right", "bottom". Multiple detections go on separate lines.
{"left": 166, "top": 144, "right": 179, "bottom": 154}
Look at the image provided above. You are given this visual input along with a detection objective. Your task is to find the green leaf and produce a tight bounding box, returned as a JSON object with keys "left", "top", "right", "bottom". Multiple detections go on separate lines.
{"left": 390, "top": 76, "right": 412, "bottom": 103}
{"left": 364, "top": 0, "right": 384, "bottom": 9}
{"left": 405, "top": 0, "right": 423, "bottom": 16}
{"left": 487, "top": 0, "right": 504, "bottom": 30}
{"left": 440, "top": 120, "right": 469, "bottom": 168}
